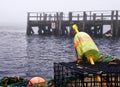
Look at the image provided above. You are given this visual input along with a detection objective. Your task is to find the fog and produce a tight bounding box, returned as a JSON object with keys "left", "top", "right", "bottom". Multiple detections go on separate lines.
{"left": 0, "top": 0, "right": 120, "bottom": 25}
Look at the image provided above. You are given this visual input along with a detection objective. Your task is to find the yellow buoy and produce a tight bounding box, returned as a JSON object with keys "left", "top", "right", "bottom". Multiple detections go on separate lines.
{"left": 72, "top": 24, "right": 100, "bottom": 64}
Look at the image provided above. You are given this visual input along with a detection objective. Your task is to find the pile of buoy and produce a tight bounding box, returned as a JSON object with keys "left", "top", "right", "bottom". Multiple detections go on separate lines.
{"left": 0, "top": 76, "right": 54, "bottom": 87}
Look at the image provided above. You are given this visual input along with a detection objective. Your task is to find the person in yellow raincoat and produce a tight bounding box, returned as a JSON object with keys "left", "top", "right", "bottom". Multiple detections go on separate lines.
{"left": 71, "top": 24, "right": 100, "bottom": 65}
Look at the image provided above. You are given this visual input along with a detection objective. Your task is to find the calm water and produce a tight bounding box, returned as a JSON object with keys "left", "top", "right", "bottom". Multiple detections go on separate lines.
{"left": 0, "top": 25, "right": 120, "bottom": 80}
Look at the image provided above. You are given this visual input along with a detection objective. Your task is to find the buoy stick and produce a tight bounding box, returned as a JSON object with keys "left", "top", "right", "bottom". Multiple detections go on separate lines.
{"left": 88, "top": 56, "right": 95, "bottom": 65}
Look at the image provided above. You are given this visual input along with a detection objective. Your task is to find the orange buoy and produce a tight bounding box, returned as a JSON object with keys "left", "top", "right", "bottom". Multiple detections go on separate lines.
{"left": 27, "top": 77, "right": 45, "bottom": 87}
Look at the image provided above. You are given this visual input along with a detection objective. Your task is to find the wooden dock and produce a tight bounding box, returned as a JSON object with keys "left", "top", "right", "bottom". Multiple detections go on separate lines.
{"left": 26, "top": 10, "right": 120, "bottom": 38}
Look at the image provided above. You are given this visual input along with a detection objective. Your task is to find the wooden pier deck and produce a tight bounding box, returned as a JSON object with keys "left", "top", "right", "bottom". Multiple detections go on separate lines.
{"left": 26, "top": 10, "right": 120, "bottom": 38}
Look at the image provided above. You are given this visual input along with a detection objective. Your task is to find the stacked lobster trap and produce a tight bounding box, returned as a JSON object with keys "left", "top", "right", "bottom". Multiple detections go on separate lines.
{"left": 54, "top": 61, "right": 120, "bottom": 87}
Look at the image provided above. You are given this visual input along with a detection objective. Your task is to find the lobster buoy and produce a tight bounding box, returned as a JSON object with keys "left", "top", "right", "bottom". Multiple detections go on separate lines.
{"left": 27, "top": 77, "right": 45, "bottom": 87}
{"left": 74, "top": 32, "right": 100, "bottom": 64}
{"left": 72, "top": 24, "right": 100, "bottom": 64}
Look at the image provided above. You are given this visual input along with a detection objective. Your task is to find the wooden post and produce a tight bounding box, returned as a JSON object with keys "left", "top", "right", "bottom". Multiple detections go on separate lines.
{"left": 93, "top": 13, "right": 96, "bottom": 37}
{"left": 77, "top": 14, "right": 80, "bottom": 21}
{"left": 44, "top": 14, "right": 47, "bottom": 21}
{"left": 58, "top": 12, "right": 63, "bottom": 35}
{"left": 100, "top": 13, "right": 103, "bottom": 37}
{"left": 54, "top": 14, "right": 56, "bottom": 21}
{"left": 115, "top": 10, "right": 119, "bottom": 37}
{"left": 101, "top": 13, "right": 103, "bottom": 32}
{"left": 26, "top": 12, "right": 31, "bottom": 35}
{"left": 111, "top": 11, "right": 114, "bottom": 37}
{"left": 101, "top": 13, "right": 103, "bottom": 21}
{"left": 93, "top": 13, "right": 96, "bottom": 21}
{"left": 83, "top": 11, "right": 87, "bottom": 21}
{"left": 69, "top": 12, "right": 73, "bottom": 36}
{"left": 55, "top": 12, "right": 59, "bottom": 35}
{"left": 40, "top": 13, "right": 41, "bottom": 21}
{"left": 60, "top": 12, "right": 63, "bottom": 21}
{"left": 82, "top": 11, "right": 87, "bottom": 31}
{"left": 69, "top": 12, "right": 72, "bottom": 23}
{"left": 90, "top": 11, "right": 92, "bottom": 21}
{"left": 37, "top": 13, "right": 38, "bottom": 21}
{"left": 49, "top": 14, "right": 52, "bottom": 21}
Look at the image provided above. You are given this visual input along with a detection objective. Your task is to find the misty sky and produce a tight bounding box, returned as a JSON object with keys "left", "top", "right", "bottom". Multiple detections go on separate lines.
{"left": 0, "top": 0, "right": 120, "bottom": 25}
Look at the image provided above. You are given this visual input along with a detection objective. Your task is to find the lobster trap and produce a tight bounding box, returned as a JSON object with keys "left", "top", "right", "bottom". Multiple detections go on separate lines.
{"left": 54, "top": 61, "right": 120, "bottom": 87}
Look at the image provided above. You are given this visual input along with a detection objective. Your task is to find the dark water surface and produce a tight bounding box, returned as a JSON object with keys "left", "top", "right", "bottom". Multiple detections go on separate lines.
{"left": 0, "top": 25, "right": 120, "bottom": 80}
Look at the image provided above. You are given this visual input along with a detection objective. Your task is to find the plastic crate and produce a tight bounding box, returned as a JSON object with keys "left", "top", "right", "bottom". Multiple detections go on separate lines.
{"left": 54, "top": 62, "right": 120, "bottom": 87}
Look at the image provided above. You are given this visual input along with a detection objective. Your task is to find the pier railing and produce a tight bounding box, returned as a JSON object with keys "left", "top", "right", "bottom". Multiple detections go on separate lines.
{"left": 27, "top": 10, "right": 120, "bottom": 22}
{"left": 27, "top": 10, "right": 120, "bottom": 38}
